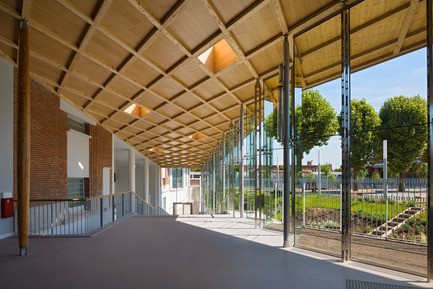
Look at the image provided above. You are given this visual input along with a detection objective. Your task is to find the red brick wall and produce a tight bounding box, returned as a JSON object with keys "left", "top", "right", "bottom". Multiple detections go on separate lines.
{"left": 14, "top": 72, "right": 113, "bottom": 199}
{"left": 89, "top": 125, "right": 112, "bottom": 197}
{"left": 14, "top": 72, "right": 67, "bottom": 199}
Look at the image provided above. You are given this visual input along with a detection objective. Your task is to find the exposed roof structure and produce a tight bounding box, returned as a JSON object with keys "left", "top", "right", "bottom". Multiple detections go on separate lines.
{"left": 0, "top": 0, "right": 427, "bottom": 167}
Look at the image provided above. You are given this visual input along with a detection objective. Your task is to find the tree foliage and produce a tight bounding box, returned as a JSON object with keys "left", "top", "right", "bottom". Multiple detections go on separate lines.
{"left": 307, "top": 172, "right": 315, "bottom": 180}
{"left": 338, "top": 98, "right": 380, "bottom": 179}
{"left": 296, "top": 90, "right": 338, "bottom": 155}
{"left": 321, "top": 164, "right": 332, "bottom": 178}
{"left": 377, "top": 95, "right": 427, "bottom": 178}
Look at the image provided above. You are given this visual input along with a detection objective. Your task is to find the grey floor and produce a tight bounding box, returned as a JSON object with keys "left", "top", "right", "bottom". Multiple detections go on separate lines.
{"left": 0, "top": 215, "right": 431, "bottom": 289}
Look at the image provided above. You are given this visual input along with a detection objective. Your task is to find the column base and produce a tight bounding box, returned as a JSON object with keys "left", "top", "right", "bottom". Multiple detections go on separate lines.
{"left": 19, "top": 247, "right": 28, "bottom": 256}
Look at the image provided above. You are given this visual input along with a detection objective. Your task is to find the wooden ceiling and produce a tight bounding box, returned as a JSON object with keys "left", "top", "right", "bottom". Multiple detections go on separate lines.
{"left": 0, "top": 0, "right": 427, "bottom": 168}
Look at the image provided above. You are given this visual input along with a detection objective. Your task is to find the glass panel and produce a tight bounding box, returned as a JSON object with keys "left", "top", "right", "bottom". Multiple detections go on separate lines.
{"left": 245, "top": 102, "right": 257, "bottom": 218}
{"left": 349, "top": 0, "right": 427, "bottom": 275}
{"left": 293, "top": 13, "right": 342, "bottom": 257}
{"left": 262, "top": 75, "right": 283, "bottom": 228}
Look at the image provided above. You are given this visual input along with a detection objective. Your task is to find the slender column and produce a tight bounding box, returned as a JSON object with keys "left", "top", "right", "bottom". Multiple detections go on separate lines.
{"left": 213, "top": 149, "right": 216, "bottom": 211}
{"left": 17, "top": 20, "right": 30, "bottom": 256}
{"left": 427, "top": 0, "right": 433, "bottom": 281}
{"left": 254, "top": 79, "right": 260, "bottom": 228}
{"left": 257, "top": 79, "right": 262, "bottom": 228}
{"left": 201, "top": 165, "right": 204, "bottom": 214}
{"left": 144, "top": 158, "right": 149, "bottom": 203}
{"left": 222, "top": 133, "right": 226, "bottom": 211}
{"left": 341, "top": 4, "right": 351, "bottom": 262}
{"left": 128, "top": 149, "right": 135, "bottom": 192}
{"left": 318, "top": 150, "right": 321, "bottom": 194}
{"left": 239, "top": 104, "right": 245, "bottom": 218}
{"left": 283, "top": 34, "right": 291, "bottom": 247}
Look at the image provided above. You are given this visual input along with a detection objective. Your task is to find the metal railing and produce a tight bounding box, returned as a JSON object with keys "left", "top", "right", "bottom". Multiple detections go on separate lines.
{"left": 13, "top": 191, "right": 169, "bottom": 236}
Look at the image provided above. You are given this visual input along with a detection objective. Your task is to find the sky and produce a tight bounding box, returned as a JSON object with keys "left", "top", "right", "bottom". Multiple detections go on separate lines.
{"left": 269, "top": 48, "right": 427, "bottom": 169}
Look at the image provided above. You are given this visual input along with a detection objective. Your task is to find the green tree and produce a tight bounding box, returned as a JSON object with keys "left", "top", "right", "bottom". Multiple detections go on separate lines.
{"left": 418, "top": 163, "right": 428, "bottom": 179}
{"left": 263, "top": 107, "right": 277, "bottom": 139}
{"left": 378, "top": 95, "right": 427, "bottom": 191}
{"left": 321, "top": 164, "right": 333, "bottom": 191}
{"left": 296, "top": 90, "right": 338, "bottom": 155}
{"left": 338, "top": 98, "right": 380, "bottom": 185}
{"left": 307, "top": 172, "right": 315, "bottom": 180}
{"left": 371, "top": 170, "right": 380, "bottom": 180}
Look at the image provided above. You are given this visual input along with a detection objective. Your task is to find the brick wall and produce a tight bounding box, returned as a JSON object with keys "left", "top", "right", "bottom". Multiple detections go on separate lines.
{"left": 14, "top": 71, "right": 67, "bottom": 199}
{"left": 14, "top": 71, "right": 113, "bottom": 199}
{"left": 89, "top": 125, "right": 112, "bottom": 197}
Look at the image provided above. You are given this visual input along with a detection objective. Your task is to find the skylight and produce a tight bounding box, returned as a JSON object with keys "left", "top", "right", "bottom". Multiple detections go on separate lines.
{"left": 198, "top": 39, "right": 238, "bottom": 73}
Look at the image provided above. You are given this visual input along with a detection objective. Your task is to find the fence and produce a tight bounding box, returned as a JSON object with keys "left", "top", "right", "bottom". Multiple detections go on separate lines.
{"left": 13, "top": 191, "right": 169, "bottom": 236}
{"left": 296, "top": 178, "right": 427, "bottom": 244}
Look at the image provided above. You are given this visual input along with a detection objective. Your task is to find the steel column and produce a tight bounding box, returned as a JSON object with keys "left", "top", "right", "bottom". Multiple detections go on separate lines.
{"left": 283, "top": 34, "right": 291, "bottom": 247}
{"left": 239, "top": 104, "right": 245, "bottom": 218}
{"left": 254, "top": 79, "right": 261, "bottom": 228}
{"left": 427, "top": 0, "right": 433, "bottom": 281}
{"left": 222, "top": 133, "right": 226, "bottom": 212}
{"left": 341, "top": 4, "right": 351, "bottom": 262}
{"left": 213, "top": 149, "right": 216, "bottom": 212}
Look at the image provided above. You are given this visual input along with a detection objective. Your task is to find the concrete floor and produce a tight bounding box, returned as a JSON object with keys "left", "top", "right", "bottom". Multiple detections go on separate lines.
{"left": 0, "top": 215, "right": 432, "bottom": 289}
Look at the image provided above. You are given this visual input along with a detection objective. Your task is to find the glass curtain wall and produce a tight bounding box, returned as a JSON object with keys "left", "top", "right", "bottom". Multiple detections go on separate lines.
{"left": 349, "top": 0, "right": 427, "bottom": 275}
{"left": 245, "top": 102, "right": 257, "bottom": 218}
{"left": 292, "top": 13, "right": 342, "bottom": 256}
{"left": 262, "top": 75, "right": 284, "bottom": 227}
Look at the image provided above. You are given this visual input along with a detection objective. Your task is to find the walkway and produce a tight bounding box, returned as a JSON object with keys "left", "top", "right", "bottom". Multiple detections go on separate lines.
{"left": 0, "top": 215, "right": 431, "bottom": 289}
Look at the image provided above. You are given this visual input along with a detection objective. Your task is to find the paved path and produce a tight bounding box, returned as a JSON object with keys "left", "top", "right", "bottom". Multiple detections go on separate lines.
{"left": 0, "top": 215, "right": 431, "bottom": 289}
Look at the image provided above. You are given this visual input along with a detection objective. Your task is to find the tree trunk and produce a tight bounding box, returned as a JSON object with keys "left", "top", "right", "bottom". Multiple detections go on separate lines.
{"left": 353, "top": 170, "right": 358, "bottom": 191}
{"left": 398, "top": 172, "right": 405, "bottom": 192}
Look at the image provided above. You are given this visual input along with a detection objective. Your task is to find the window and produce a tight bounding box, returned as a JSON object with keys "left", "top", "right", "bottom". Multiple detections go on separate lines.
{"left": 67, "top": 117, "right": 86, "bottom": 134}
{"left": 172, "top": 168, "right": 183, "bottom": 189}
{"left": 67, "top": 178, "right": 86, "bottom": 208}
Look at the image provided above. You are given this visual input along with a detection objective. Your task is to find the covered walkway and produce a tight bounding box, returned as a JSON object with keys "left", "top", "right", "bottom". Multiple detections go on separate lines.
{"left": 0, "top": 215, "right": 429, "bottom": 289}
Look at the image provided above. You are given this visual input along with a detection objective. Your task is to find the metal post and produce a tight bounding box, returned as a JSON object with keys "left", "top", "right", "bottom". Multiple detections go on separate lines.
{"left": 213, "top": 149, "right": 216, "bottom": 212}
{"left": 231, "top": 122, "right": 235, "bottom": 218}
{"left": 112, "top": 195, "right": 115, "bottom": 221}
{"left": 341, "top": 3, "right": 351, "bottom": 262}
{"left": 384, "top": 140, "right": 388, "bottom": 238}
{"left": 258, "top": 80, "right": 262, "bottom": 228}
{"left": 426, "top": 0, "right": 433, "bottom": 281}
{"left": 254, "top": 79, "right": 261, "bottom": 228}
{"left": 303, "top": 183, "right": 306, "bottom": 226}
{"left": 318, "top": 150, "right": 321, "bottom": 195}
{"left": 283, "top": 34, "right": 291, "bottom": 247}
{"left": 239, "top": 104, "right": 245, "bottom": 218}
{"left": 100, "top": 198, "right": 103, "bottom": 227}
{"left": 222, "top": 133, "right": 226, "bottom": 212}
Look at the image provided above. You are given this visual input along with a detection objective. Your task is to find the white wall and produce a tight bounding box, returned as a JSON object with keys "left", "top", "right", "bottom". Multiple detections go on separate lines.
{"left": 67, "top": 130, "right": 90, "bottom": 178}
{"left": 0, "top": 57, "right": 14, "bottom": 239}
{"left": 135, "top": 164, "right": 144, "bottom": 199}
{"left": 114, "top": 166, "right": 129, "bottom": 193}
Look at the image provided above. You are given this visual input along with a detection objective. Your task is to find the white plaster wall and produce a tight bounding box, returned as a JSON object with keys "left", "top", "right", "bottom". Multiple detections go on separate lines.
{"left": 0, "top": 57, "right": 14, "bottom": 239}
{"left": 135, "top": 165, "right": 144, "bottom": 199}
{"left": 114, "top": 166, "right": 129, "bottom": 193}
{"left": 67, "top": 130, "right": 90, "bottom": 178}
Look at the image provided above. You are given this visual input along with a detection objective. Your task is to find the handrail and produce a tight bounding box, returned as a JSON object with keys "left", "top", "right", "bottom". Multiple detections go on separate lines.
{"left": 130, "top": 191, "right": 169, "bottom": 215}
{"left": 15, "top": 190, "right": 170, "bottom": 215}
{"left": 208, "top": 194, "right": 235, "bottom": 217}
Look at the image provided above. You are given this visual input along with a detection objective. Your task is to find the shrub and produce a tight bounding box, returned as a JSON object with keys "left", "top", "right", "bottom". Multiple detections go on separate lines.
{"left": 421, "top": 218, "right": 427, "bottom": 226}
{"left": 402, "top": 223, "right": 410, "bottom": 233}
{"left": 408, "top": 200, "right": 416, "bottom": 207}
{"left": 407, "top": 217, "right": 415, "bottom": 226}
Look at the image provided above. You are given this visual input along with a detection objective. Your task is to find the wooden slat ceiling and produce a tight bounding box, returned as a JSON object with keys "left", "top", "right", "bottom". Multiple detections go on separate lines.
{"left": 0, "top": 0, "right": 426, "bottom": 168}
